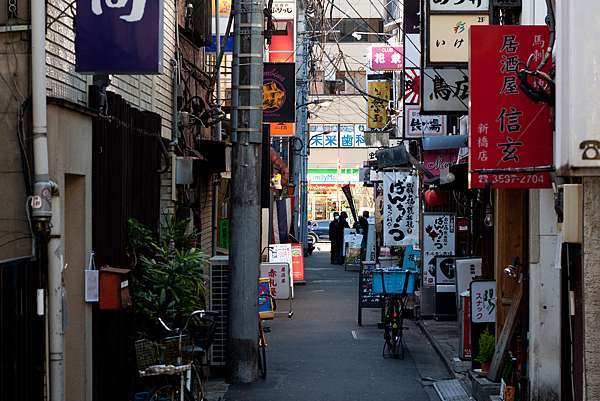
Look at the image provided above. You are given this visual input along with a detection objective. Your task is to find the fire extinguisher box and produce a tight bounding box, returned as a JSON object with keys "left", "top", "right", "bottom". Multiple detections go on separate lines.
{"left": 99, "top": 267, "right": 131, "bottom": 310}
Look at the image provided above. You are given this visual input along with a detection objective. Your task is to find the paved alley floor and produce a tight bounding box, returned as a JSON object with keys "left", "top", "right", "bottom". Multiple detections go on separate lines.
{"left": 225, "top": 247, "right": 450, "bottom": 401}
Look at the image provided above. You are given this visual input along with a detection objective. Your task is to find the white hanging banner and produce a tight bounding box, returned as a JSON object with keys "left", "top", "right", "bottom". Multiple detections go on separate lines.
{"left": 423, "top": 213, "right": 456, "bottom": 287}
{"left": 84, "top": 251, "right": 99, "bottom": 303}
{"left": 382, "top": 171, "right": 420, "bottom": 247}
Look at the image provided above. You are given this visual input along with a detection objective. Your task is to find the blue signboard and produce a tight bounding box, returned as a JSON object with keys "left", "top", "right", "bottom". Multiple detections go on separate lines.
{"left": 205, "top": 35, "right": 234, "bottom": 53}
{"left": 75, "top": 0, "right": 164, "bottom": 74}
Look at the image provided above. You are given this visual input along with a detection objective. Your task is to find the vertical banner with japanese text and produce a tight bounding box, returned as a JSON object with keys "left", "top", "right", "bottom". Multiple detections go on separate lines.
{"left": 423, "top": 213, "right": 456, "bottom": 288}
{"left": 469, "top": 26, "right": 553, "bottom": 188}
{"left": 382, "top": 172, "right": 420, "bottom": 247}
{"left": 368, "top": 80, "right": 391, "bottom": 129}
{"left": 76, "top": 0, "right": 164, "bottom": 73}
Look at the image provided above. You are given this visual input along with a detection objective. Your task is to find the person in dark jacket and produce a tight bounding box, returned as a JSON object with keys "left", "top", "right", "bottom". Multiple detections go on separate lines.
{"left": 358, "top": 211, "right": 370, "bottom": 261}
{"left": 337, "top": 211, "right": 350, "bottom": 264}
{"left": 328, "top": 212, "right": 340, "bottom": 264}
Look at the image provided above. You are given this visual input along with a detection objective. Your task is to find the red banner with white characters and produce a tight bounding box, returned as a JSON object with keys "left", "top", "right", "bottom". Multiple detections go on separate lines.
{"left": 468, "top": 26, "right": 553, "bottom": 189}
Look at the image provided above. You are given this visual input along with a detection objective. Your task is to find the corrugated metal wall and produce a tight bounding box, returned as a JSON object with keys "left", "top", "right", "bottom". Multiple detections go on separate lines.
{"left": 0, "top": 257, "right": 45, "bottom": 401}
{"left": 92, "top": 92, "right": 163, "bottom": 401}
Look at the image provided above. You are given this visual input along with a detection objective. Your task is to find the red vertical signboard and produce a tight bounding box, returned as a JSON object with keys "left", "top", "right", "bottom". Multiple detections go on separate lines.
{"left": 291, "top": 244, "right": 305, "bottom": 283}
{"left": 469, "top": 26, "right": 553, "bottom": 189}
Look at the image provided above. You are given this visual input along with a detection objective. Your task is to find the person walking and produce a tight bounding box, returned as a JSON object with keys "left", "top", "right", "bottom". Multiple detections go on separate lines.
{"left": 336, "top": 211, "right": 350, "bottom": 264}
{"left": 328, "top": 212, "right": 340, "bottom": 264}
{"left": 358, "top": 211, "right": 370, "bottom": 261}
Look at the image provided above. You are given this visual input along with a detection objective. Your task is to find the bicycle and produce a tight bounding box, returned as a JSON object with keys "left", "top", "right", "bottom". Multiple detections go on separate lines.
{"left": 257, "top": 278, "right": 278, "bottom": 379}
{"left": 372, "top": 269, "right": 415, "bottom": 360}
{"left": 382, "top": 294, "right": 409, "bottom": 359}
{"left": 135, "top": 310, "right": 218, "bottom": 401}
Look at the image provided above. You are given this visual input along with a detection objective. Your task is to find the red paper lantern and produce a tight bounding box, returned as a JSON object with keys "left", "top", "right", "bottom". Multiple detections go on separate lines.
{"left": 424, "top": 189, "right": 447, "bottom": 207}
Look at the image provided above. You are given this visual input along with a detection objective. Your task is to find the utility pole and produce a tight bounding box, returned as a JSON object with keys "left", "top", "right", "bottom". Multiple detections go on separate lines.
{"left": 228, "top": 0, "right": 264, "bottom": 384}
{"left": 31, "top": 2, "right": 64, "bottom": 401}
{"left": 294, "top": 0, "right": 309, "bottom": 249}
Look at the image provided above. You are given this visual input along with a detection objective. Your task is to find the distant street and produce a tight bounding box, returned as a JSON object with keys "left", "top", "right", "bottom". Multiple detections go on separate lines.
{"left": 225, "top": 247, "right": 450, "bottom": 401}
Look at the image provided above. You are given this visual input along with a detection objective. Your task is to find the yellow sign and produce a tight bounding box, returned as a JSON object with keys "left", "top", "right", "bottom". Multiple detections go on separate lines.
{"left": 212, "top": 0, "right": 231, "bottom": 17}
{"left": 368, "top": 80, "right": 391, "bottom": 129}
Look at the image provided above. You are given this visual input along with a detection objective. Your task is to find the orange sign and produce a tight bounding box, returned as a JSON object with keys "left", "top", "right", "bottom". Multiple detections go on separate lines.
{"left": 269, "top": 122, "right": 295, "bottom": 137}
{"left": 291, "top": 244, "right": 305, "bottom": 283}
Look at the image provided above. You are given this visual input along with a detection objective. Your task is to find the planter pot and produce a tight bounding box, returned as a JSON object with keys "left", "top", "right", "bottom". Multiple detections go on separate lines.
{"left": 481, "top": 361, "right": 491, "bottom": 374}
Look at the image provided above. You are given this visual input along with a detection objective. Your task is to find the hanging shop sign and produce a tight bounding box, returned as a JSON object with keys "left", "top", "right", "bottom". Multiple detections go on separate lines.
{"left": 272, "top": 0, "right": 296, "bottom": 20}
{"left": 404, "top": 69, "right": 421, "bottom": 105}
{"left": 422, "top": 68, "right": 469, "bottom": 113}
{"left": 268, "top": 20, "right": 295, "bottom": 62}
{"left": 404, "top": 33, "right": 422, "bottom": 69}
{"left": 469, "top": 26, "right": 553, "bottom": 189}
{"left": 307, "top": 168, "right": 360, "bottom": 184}
{"left": 429, "top": 0, "right": 490, "bottom": 12}
{"left": 427, "top": 14, "right": 489, "bottom": 65}
{"left": 470, "top": 280, "right": 496, "bottom": 323}
{"left": 423, "top": 213, "right": 456, "bottom": 288}
{"left": 436, "top": 257, "right": 456, "bottom": 285}
{"left": 269, "top": 122, "right": 295, "bottom": 136}
{"left": 492, "top": 0, "right": 521, "bottom": 7}
{"left": 367, "top": 80, "right": 392, "bottom": 129}
{"left": 404, "top": 105, "right": 447, "bottom": 138}
{"left": 354, "top": 124, "right": 367, "bottom": 147}
{"left": 309, "top": 124, "right": 338, "bottom": 148}
{"left": 404, "top": 0, "right": 421, "bottom": 34}
{"left": 263, "top": 63, "right": 296, "bottom": 123}
{"left": 75, "top": 0, "right": 164, "bottom": 73}
{"left": 370, "top": 45, "right": 404, "bottom": 71}
{"left": 339, "top": 124, "right": 367, "bottom": 148}
{"left": 423, "top": 149, "right": 459, "bottom": 177}
{"left": 455, "top": 257, "right": 483, "bottom": 295}
{"left": 382, "top": 171, "right": 420, "bottom": 247}
{"left": 308, "top": 124, "right": 365, "bottom": 148}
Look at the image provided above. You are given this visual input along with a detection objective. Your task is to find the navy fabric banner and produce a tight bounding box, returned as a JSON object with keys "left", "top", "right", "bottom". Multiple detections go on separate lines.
{"left": 75, "top": 0, "right": 163, "bottom": 74}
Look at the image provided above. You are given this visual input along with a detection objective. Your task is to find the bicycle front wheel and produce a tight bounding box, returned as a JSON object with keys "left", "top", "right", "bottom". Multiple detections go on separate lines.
{"left": 148, "top": 384, "right": 194, "bottom": 401}
{"left": 257, "top": 344, "right": 267, "bottom": 379}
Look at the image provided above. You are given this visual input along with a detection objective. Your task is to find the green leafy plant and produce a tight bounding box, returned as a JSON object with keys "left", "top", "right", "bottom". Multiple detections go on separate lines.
{"left": 128, "top": 215, "right": 206, "bottom": 336}
{"left": 474, "top": 328, "right": 495, "bottom": 364}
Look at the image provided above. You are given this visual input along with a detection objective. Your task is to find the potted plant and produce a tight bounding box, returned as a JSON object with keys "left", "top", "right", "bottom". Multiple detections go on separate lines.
{"left": 474, "top": 328, "right": 495, "bottom": 373}
{"left": 128, "top": 215, "right": 207, "bottom": 337}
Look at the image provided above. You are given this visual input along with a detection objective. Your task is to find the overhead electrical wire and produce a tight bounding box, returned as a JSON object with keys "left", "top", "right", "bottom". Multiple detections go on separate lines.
{"left": 323, "top": 0, "right": 469, "bottom": 109}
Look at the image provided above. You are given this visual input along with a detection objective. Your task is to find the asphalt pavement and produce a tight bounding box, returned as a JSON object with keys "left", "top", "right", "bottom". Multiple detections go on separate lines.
{"left": 225, "top": 245, "right": 450, "bottom": 401}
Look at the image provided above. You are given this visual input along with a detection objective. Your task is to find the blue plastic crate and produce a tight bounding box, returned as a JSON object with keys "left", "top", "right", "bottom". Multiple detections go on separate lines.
{"left": 372, "top": 268, "right": 416, "bottom": 295}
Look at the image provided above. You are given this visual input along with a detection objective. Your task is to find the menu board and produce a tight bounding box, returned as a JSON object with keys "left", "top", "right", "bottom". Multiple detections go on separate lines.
{"left": 358, "top": 262, "right": 383, "bottom": 326}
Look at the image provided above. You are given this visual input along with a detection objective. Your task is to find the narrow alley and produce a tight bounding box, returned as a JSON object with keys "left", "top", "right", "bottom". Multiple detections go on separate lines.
{"left": 226, "top": 248, "right": 450, "bottom": 401}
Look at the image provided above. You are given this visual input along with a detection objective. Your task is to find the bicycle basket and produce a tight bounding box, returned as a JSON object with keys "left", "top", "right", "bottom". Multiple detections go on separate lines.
{"left": 160, "top": 335, "right": 193, "bottom": 365}
{"left": 188, "top": 314, "right": 217, "bottom": 352}
{"left": 372, "top": 268, "right": 416, "bottom": 295}
{"left": 135, "top": 339, "right": 160, "bottom": 371}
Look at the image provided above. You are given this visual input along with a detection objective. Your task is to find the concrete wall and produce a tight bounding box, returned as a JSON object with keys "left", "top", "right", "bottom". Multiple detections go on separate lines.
{"left": 308, "top": 95, "right": 367, "bottom": 124}
{"left": 329, "top": 0, "right": 386, "bottom": 19}
{"left": 47, "top": 104, "right": 94, "bottom": 401}
{"left": 0, "top": 30, "right": 31, "bottom": 262}
{"left": 583, "top": 177, "right": 600, "bottom": 401}
{"left": 528, "top": 189, "right": 560, "bottom": 401}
